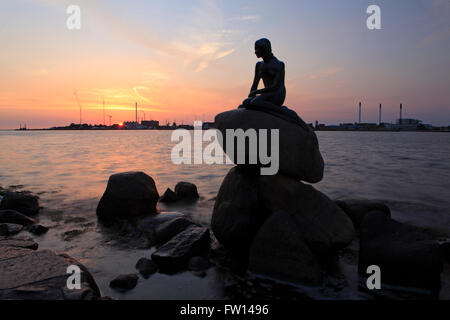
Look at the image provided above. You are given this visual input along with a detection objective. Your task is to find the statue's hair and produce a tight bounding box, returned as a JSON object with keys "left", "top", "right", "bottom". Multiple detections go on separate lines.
{"left": 255, "top": 38, "right": 272, "bottom": 53}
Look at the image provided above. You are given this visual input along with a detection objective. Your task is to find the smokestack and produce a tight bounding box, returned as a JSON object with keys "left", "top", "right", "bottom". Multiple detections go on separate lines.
{"left": 135, "top": 102, "right": 138, "bottom": 124}
{"left": 359, "top": 102, "right": 361, "bottom": 124}
{"left": 400, "top": 103, "right": 403, "bottom": 124}
{"left": 379, "top": 104, "right": 382, "bottom": 125}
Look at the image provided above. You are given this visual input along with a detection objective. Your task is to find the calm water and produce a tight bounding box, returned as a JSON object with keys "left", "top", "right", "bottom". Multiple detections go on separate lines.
{"left": 1, "top": 130, "right": 450, "bottom": 299}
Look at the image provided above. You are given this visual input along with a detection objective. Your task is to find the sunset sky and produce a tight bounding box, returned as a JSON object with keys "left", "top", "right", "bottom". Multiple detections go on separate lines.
{"left": 1, "top": 0, "right": 449, "bottom": 129}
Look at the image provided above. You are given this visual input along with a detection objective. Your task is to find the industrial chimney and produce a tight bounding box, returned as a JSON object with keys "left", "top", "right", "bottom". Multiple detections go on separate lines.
{"left": 379, "top": 104, "right": 382, "bottom": 125}
{"left": 399, "top": 103, "right": 403, "bottom": 124}
{"left": 359, "top": 102, "right": 362, "bottom": 124}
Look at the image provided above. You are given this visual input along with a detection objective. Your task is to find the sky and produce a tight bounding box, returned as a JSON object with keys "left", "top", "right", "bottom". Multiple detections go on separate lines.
{"left": 0, "top": 0, "right": 449, "bottom": 129}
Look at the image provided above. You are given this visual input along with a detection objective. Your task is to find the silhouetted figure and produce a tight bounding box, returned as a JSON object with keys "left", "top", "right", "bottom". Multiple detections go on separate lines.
{"left": 240, "top": 38, "right": 305, "bottom": 128}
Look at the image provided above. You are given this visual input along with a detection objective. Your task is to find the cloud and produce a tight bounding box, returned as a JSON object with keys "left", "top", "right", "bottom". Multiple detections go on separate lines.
{"left": 227, "top": 15, "right": 260, "bottom": 21}
{"left": 307, "top": 67, "right": 343, "bottom": 80}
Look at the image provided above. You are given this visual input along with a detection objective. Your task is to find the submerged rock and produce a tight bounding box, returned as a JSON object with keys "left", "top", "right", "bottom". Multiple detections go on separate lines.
{"left": 0, "top": 223, "right": 23, "bottom": 236}
{"left": 96, "top": 171, "right": 159, "bottom": 223}
{"left": 28, "top": 224, "right": 49, "bottom": 235}
{"left": 211, "top": 166, "right": 262, "bottom": 252}
{"left": 151, "top": 226, "right": 210, "bottom": 273}
{"left": 0, "top": 192, "right": 39, "bottom": 216}
{"left": 109, "top": 274, "right": 138, "bottom": 290}
{"left": 335, "top": 199, "right": 391, "bottom": 228}
{"left": 0, "top": 209, "right": 35, "bottom": 225}
{"left": 135, "top": 258, "right": 158, "bottom": 278}
{"left": 214, "top": 108, "right": 324, "bottom": 183}
{"left": 159, "top": 188, "right": 177, "bottom": 203}
{"left": 359, "top": 211, "right": 443, "bottom": 293}
{"left": 249, "top": 210, "right": 323, "bottom": 285}
{"left": 174, "top": 182, "right": 199, "bottom": 202}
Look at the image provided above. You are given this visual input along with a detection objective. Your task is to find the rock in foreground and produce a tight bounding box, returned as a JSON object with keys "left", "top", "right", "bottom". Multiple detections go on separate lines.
{"left": 214, "top": 108, "right": 324, "bottom": 183}
{"left": 174, "top": 182, "right": 199, "bottom": 202}
{"left": 0, "top": 247, "right": 100, "bottom": 299}
{"left": 96, "top": 171, "right": 159, "bottom": 223}
{"left": 0, "top": 192, "right": 39, "bottom": 216}
{"left": 109, "top": 274, "right": 138, "bottom": 290}
{"left": 0, "top": 209, "right": 35, "bottom": 225}
{"left": 359, "top": 211, "right": 443, "bottom": 293}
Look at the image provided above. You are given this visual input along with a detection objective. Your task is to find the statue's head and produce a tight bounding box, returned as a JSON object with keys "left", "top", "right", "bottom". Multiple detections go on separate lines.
{"left": 254, "top": 38, "right": 272, "bottom": 58}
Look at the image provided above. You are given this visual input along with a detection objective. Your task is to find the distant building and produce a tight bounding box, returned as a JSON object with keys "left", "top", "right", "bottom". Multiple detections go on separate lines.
{"left": 141, "top": 120, "right": 159, "bottom": 128}
{"left": 392, "top": 118, "right": 432, "bottom": 131}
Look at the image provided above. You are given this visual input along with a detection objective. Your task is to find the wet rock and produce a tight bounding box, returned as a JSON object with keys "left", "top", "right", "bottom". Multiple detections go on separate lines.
{"left": 154, "top": 217, "right": 194, "bottom": 245}
{"left": 151, "top": 226, "right": 210, "bottom": 273}
{"left": 28, "top": 224, "right": 49, "bottom": 235}
{"left": 214, "top": 108, "right": 324, "bottom": 183}
{"left": 0, "top": 192, "right": 39, "bottom": 216}
{"left": 0, "top": 209, "right": 35, "bottom": 225}
{"left": 174, "top": 182, "right": 199, "bottom": 202}
{"left": 335, "top": 199, "right": 391, "bottom": 228}
{"left": 137, "top": 212, "right": 185, "bottom": 233}
{"left": 135, "top": 258, "right": 158, "bottom": 278}
{"left": 0, "top": 249, "right": 100, "bottom": 299}
{"left": 96, "top": 171, "right": 159, "bottom": 224}
{"left": 109, "top": 274, "right": 138, "bottom": 290}
{"left": 211, "top": 166, "right": 262, "bottom": 252}
{"left": 159, "top": 188, "right": 177, "bottom": 203}
{"left": 188, "top": 256, "right": 210, "bottom": 271}
{"left": 359, "top": 211, "right": 443, "bottom": 293}
{"left": 63, "top": 229, "right": 85, "bottom": 241}
{"left": 259, "top": 174, "right": 355, "bottom": 259}
{"left": 0, "top": 238, "right": 38, "bottom": 250}
{"left": 249, "top": 210, "right": 323, "bottom": 285}
{"left": 0, "top": 223, "right": 23, "bottom": 236}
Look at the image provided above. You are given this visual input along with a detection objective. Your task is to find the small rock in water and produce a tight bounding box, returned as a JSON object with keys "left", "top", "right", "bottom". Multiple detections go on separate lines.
{"left": 154, "top": 217, "right": 194, "bottom": 245}
{"left": 109, "top": 274, "right": 138, "bottom": 290}
{"left": 151, "top": 226, "right": 210, "bottom": 273}
{"left": 0, "top": 238, "right": 38, "bottom": 250}
{"left": 188, "top": 256, "right": 210, "bottom": 271}
{"left": 159, "top": 188, "right": 178, "bottom": 203}
{"left": 28, "top": 224, "right": 49, "bottom": 235}
{"left": 63, "top": 229, "right": 85, "bottom": 241}
{"left": 0, "top": 209, "right": 35, "bottom": 225}
{"left": 174, "top": 182, "right": 199, "bottom": 202}
{"left": 0, "top": 223, "right": 23, "bottom": 236}
{"left": 135, "top": 258, "right": 158, "bottom": 278}
{"left": 0, "top": 191, "right": 40, "bottom": 216}
{"left": 335, "top": 199, "right": 391, "bottom": 228}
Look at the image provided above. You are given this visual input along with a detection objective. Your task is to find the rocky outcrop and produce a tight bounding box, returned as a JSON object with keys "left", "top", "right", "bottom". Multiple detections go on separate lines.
{"left": 258, "top": 174, "right": 355, "bottom": 259}
{"left": 153, "top": 217, "right": 194, "bottom": 246}
{"left": 359, "top": 211, "right": 443, "bottom": 293}
{"left": 151, "top": 226, "right": 210, "bottom": 273}
{"left": 159, "top": 188, "right": 177, "bottom": 203}
{"left": 211, "top": 167, "right": 262, "bottom": 252}
{"left": 214, "top": 108, "right": 324, "bottom": 183}
{"left": 249, "top": 210, "right": 323, "bottom": 285}
{"left": 96, "top": 171, "right": 159, "bottom": 223}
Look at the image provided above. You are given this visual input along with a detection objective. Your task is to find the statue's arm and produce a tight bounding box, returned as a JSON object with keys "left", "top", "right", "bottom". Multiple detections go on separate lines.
{"left": 249, "top": 62, "right": 261, "bottom": 97}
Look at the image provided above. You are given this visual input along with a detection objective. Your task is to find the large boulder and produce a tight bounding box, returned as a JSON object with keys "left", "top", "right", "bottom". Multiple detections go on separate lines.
{"left": 359, "top": 211, "right": 443, "bottom": 293}
{"left": 211, "top": 167, "right": 264, "bottom": 252}
{"left": 214, "top": 108, "right": 324, "bottom": 183}
{"left": 0, "top": 192, "right": 39, "bottom": 216}
{"left": 335, "top": 199, "right": 391, "bottom": 228}
{"left": 249, "top": 210, "right": 323, "bottom": 285}
{"left": 96, "top": 171, "right": 159, "bottom": 223}
{"left": 151, "top": 226, "right": 210, "bottom": 273}
{"left": 0, "top": 248, "right": 100, "bottom": 299}
{"left": 258, "top": 174, "right": 355, "bottom": 259}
